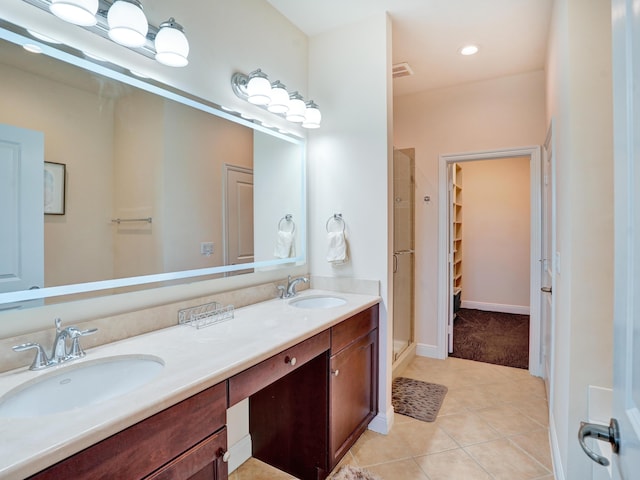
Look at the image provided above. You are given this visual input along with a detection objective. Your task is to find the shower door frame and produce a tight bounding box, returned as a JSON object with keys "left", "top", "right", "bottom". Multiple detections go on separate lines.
{"left": 437, "top": 146, "right": 542, "bottom": 376}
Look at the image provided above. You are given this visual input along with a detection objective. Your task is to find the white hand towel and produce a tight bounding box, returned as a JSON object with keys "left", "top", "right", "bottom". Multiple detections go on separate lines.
{"left": 274, "top": 230, "right": 295, "bottom": 258}
{"left": 326, "top": 231, "right": 348, "bottom": 264}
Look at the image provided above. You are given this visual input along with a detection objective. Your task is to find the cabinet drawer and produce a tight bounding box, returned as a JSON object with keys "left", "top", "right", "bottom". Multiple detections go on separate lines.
{"left": 331, "top": 304, "right": 379, "bottom": 354}
{"left": 30, "top": 382, "right": 227, "bottom": 480}
{"left": 228, "top": 330, "right": 330, "bottom": 407}
{"left": 146, "top": 427, "right": 227, "bottom": 480}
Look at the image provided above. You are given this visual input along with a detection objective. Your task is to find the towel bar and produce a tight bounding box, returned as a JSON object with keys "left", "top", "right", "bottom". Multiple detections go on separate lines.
{"left": 278, "top": 214, "right": 296, "bottom": 233}
{"left": 326, "top": 213, "right": 345, "bottom": 233}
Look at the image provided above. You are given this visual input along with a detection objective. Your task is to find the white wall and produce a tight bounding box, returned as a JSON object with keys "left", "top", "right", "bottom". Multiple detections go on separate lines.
{"left": 461, "top": 158, "right": 531, "bottom": 310}
{"left": 307, "top": 13, "right": 393, "bottom": 431}
{"left": 394, "top": 71, "right": 546, "bottom": 351}
{"left": 545, "top": 0, "right": 614, "bottom": 478}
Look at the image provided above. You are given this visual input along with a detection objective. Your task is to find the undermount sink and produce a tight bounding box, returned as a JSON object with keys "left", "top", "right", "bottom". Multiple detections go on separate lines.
{"left": 0, "top": 355, "right": 164, "bottom": 418}
{"left": 289, "top": 295, "right": 347, "bottom": 309}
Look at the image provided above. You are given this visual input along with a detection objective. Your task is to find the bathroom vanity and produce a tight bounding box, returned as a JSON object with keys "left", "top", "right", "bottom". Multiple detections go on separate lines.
{"left": 0, "top": 291, "right": 379, "bottom": 480}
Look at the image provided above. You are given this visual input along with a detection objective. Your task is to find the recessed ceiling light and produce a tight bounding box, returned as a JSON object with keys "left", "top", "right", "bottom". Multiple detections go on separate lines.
{"left": 459, "top": 44, "right": 479, "bottom": 56}
{"left": 23, "top": 44, "right": 43, "bottom": 54}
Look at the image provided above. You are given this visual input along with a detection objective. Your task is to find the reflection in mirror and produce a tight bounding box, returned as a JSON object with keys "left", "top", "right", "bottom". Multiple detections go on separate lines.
{"left": 0, "top": 26, "right": 305, "bottom": 312}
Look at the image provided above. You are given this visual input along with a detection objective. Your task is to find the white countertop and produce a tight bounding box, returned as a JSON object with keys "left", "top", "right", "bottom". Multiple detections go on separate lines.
{"left": 0, "top": 290, "right": 379, "bottom": 480}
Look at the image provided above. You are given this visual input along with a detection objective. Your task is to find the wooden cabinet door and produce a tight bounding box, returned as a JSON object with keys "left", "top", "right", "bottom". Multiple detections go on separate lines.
{"left": 145, "top": 428, "right": 228, "bottom": 480}
{"left": 329, "top": 328, "right": 378, "bottom": 468}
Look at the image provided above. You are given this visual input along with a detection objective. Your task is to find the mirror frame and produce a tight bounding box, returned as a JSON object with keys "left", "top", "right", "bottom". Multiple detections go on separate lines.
{"left": 0, "top": 21, "right": 307, "bottom": 308}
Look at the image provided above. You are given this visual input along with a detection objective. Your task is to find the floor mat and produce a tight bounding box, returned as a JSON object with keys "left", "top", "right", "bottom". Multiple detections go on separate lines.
{"left": 391, "top": 377, "right": 448, "bottom": 422}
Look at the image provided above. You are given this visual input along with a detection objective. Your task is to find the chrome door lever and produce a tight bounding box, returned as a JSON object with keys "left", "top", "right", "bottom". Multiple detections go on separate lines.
{"left": 578, "top": 418, "right": 620, "bottom": 466}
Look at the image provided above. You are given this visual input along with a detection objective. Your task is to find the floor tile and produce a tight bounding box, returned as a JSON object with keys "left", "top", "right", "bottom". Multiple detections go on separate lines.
{"left": 475, "top": 403, "right": 545, "bottom": 435}
{"left": 414, "top": 448, "right": 492, "bottom": 480}
{"left": 465, "top": 437, "right": 551, "bottom": 479}
{"left": 229, "top": 458, "right": 296, "bottom": 480}
{"left": 510, "top": 429, "right": 554, "bottom": 471}
{"left": 350, "top": 428, "right": 413, "bottom": 466}
{"left": 436, "top": 411, "right": 502, "bottom": 446}
{"left": 392, "top": 416, "right": 459, "bottom": 456}
{"left": 365, "top": 458, "right": 429, "bottom": 479}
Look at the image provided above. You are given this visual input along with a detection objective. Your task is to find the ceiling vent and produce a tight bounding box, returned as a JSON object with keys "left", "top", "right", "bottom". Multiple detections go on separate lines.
{"left": 392, "top": 62, "right": 414, "bottom": 78}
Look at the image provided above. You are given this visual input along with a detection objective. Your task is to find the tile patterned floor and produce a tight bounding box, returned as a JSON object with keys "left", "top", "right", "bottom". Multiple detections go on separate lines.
{"left": 230, "top": 356, "right": 555, "bottom": 480}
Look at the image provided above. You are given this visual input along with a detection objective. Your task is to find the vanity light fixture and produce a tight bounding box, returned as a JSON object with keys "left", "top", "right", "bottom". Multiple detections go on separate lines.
{"left": 285, "top": 92, "right": 306, "bottom": 123}
{"left": 154, "top": 18, "right": 189, "bottom": 67}
{"left": 50, "top": 0, "right": 99, "bottom": 26}
{"left": 107, "top": 0, "right": 148, "bottom": 48}
{"left": 246, "top": 69, "right": 272, "bottom": 105}
{"left": 24, "top": 0, "right": 189, "bottom": 67}
{"left": 267, "top": 81, "right": 289, "bottom": 113}
{"left": 302, "top": 101, "right": 321, "bottom": 129}
{"left": 231, "top": 69, "right": 322, "bottom": 129}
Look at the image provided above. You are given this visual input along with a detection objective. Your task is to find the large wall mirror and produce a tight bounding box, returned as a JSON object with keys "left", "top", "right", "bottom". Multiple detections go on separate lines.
{"left": 0, "top": 23, "right": 306, "bottom": 313}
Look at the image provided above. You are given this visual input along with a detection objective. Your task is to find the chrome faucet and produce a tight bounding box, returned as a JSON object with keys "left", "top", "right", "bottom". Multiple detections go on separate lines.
{"left": 278, "top": 275, "right": 309, "bottom": 298}
{"left": 12, "top": 318, "right": 97, "bottom": 370}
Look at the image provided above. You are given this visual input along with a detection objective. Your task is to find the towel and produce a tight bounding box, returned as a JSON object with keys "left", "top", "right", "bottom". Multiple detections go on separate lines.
{"left": 274, "top": 230, "right": 295, "bottom": 258}
{"left": 326, "top": 231, "right": 348, "bottom": 264}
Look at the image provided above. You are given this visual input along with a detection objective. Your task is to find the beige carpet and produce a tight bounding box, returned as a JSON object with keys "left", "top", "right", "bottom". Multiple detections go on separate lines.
{"left": 391, "top": 377, "right": 448, "bottom": 422}
{"left": 330, "top": 465, "right": 382, "bottom": 480}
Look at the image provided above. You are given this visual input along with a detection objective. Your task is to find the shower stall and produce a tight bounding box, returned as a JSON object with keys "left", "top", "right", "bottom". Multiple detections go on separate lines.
{"left": 392, "top": 148, "right": 415, "bottom": 364}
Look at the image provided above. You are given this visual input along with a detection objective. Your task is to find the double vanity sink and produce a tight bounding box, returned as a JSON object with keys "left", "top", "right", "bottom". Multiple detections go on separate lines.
{"left": 0, "top": 290, "right": 377, "bottom": 479}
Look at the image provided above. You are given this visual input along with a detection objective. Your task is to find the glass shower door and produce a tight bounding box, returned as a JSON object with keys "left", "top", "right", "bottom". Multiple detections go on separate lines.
{"left": 393, "top": 149, "right": 415, "bottom": 362}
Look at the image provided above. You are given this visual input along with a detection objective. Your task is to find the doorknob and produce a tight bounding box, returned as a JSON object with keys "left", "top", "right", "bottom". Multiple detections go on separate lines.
{"left": 541, "top": 286, "right": 552, "bottom": 293}
{"left": 578, "top": 418, "right": 620, "bottom": 466}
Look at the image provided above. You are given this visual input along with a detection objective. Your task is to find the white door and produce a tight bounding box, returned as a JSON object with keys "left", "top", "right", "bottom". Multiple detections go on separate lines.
{"left": 610, "top": 0, "right": 640, "bottom": 476}
{"left": 0, "top": 124, "right": 44, "bottom": 310}
{"left": 224, "top": 165, "right": 254, "bottom": 274}
{"left": 541, "top": 128, "right": 555, "bottom": 396}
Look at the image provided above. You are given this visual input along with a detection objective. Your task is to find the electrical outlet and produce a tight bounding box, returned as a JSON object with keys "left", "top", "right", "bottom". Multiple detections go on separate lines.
{"left": 201, "top": 242, "right": 214, "bottom": 256}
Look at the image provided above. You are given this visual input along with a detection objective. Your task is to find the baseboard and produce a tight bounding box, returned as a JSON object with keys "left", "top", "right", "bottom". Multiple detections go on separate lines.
{"left": 416, "top": 343, "right": 442, "bottom": 359}
{"left": 460, "top": 300, "right": 530, "bottom": 315}
{"left": 548, "top": 411, "right": 565, "bottom": 480}
{"left": 227, "top": 434, "right": 252, "bottom": 474}
{"left": 368, "top": 404, "right": 394, "bottom": 435}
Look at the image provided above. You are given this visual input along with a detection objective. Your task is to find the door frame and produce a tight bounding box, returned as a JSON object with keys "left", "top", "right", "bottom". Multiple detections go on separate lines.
{"left": 437, "top": 146, "right": 542, "bottom": 376}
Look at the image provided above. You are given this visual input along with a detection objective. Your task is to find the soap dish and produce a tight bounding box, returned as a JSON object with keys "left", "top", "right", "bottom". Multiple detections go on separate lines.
{"left": 178, "top": 301, "right": 234, "bottom": 329}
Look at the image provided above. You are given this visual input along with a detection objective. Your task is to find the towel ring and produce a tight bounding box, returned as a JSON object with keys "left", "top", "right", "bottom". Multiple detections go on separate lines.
{"left": 326, "top": 213, "right": 345, "bottom": 233}
{"left": 278, "top": 214, "right": 296, "bottom": 234}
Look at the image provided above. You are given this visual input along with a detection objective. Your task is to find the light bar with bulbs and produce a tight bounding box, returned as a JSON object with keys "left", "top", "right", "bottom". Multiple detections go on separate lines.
{"left": 231, "top": 69, "right": 322, "bottom": 129}
{"left": 22, "top": 0, "right": 189, "bottom": 67}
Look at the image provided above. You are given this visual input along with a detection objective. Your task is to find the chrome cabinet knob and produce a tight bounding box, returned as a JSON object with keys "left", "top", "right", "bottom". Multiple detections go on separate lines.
{"left": 285, "top": 355, "right": 297, "bottom": 366}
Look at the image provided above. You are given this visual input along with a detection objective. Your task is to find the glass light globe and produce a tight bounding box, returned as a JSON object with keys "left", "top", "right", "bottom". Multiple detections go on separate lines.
{"left": 268, "top": 81, "right": 289, "bottom": 114}
{"left": 50, "top": 0, "right": 98, "bottom": 26}
{"left": 286, "top": 92, "right": 306, "bottom": 123}
{"left": 302, "top": 101, "right": 321, "bottom": 129}
{"left": 155, "top": 19, "right": 189, "bottom": 67}
{"left": 108, "top": 0, "right": 148, "bottom": 48}
{"left": 246, "top": 70, "right": 271, "bottom": 105}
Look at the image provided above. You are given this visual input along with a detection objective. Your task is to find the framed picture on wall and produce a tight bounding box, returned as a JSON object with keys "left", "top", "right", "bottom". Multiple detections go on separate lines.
{"left": 44, "top": 161, "right": 66, "bottom": 215}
